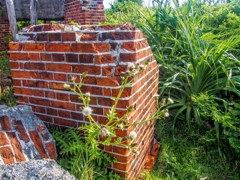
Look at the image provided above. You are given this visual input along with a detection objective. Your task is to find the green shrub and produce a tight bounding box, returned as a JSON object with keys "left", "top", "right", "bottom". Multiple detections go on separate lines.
{"left": 151, "top": 119, "right": 240, "bottom": 180}
{"left": 104, "top": 1, "right": 146, "bottom": 25}
{"left": 50, "top": 128, "right": 123, "bottom": 180}
{"left": 0, "top": 51, "right": 17, "bottom": 106}
{"left": 224, "top": 101, "right": 240, "bottom": 154}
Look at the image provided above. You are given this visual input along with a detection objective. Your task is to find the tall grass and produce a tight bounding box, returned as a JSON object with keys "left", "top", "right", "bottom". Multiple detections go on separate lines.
{"left": 136, "top": 0, "right": 240, "bottom": 131}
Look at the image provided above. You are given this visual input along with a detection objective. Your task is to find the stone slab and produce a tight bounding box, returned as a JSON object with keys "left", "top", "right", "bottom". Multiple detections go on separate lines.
{"left": 0, "top": 159, "right": 77, "bottom": 180}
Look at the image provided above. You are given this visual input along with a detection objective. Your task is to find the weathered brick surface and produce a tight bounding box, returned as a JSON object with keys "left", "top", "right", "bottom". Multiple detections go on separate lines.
{"left": 64, "top": 0, "right": 105, "bottom": 25}
{"left": 0, "top": 0, "right": 105, "bottom": 51}
{"left": 0, "top": 105, "right": 57, "bottom": 165}
{"left": 8, "top": 23, "right": 159, "bottom": 179}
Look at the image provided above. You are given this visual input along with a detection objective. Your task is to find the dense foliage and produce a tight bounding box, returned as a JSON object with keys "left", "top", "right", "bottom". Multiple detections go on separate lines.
{"left": 105, "top": 0, "right": 240, "bottom": 178}
{"left": 50, "top": 128, "right": 123, "bottom": 180}
{"left": 0, "top": 51, "right": 17, "bottom": 106}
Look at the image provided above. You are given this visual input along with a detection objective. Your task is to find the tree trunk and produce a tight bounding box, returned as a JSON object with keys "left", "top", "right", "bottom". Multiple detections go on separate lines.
{"left": 5, "top": 0, "right": 18, "bottom": 42}
{"left": 30, "top": 0, "right": 38, "bottom": 25}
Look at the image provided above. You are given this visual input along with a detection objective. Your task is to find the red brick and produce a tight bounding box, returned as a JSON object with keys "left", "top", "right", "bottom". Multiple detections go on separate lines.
{"left": 56, "top": 92, "right": 69, "bottom": 101}
{"left": 29, "top": 53, "right": 40, "bottom": 60}
{"left": 53, "top": 73, "right": 66, "bottom": 81}
{"left": 53, "top": 117, "right": 77, "bottom": 127}
{"left": 95, "top": 54, "right": 114, "bottom": 64}
{"left": 46, "top": 43, "right": 71, "bottom": 52}
{"left": 98, "top": 97, "right": 114, "bottom": 107}
{"left": 113, "top": 162, "right": 130, "bottom": 171}
{"left": 112, "top": 88, "right": 132, "bottom": 98}
{"left": 82, "top": 76, "right": 96, "bottom": 84}
{"left": 113, "top": 145, "right": 130, "bottom": 155}
{"left": 30, "top": 72, "right": 42, "bottom": 79}
{"left": 102, "top": 66, "right": 113, "bottom": 76}
{"left": 29, "top": 130, "right": 49, "bottom": 158}
{"left": 36, "top": 33, "right": 49, "bottom": 41}
{"left": 52, "top": 101, "right": 75, "bottom": 110}
{"left": 45, "top": 141, "right": 57, "bottom": 159}
{"left": 81, "top": 85, "right": 102, "bottom": 95}
{"left": 69, "top": 94, "right": 81, "bottom": 103}
{"left": 150, "top": 141, "right": 161, "bottom": 157}
{"left": 81, "top": 33, "right": 98, "bottom": 41}
{"left": 121, "top": 40, "right": 149, "bottom": 51}
{"left": 24, "top": 62, "right": 45, "bottom": 70}
{"left": 33, "top": 106, "right": 46, "bottom": 114}
{"left": 49, "top": 33, "right": 62, "bottom": 41}
{"left": 13, "top": 120, "right": 30, "bottom": 143}
{"left": 9, "top": 43, "right": 22, "bottom": 51}
{"left": 46, "top": 63, "right": 71, "bottom": 72}
{"left": 29, "top": 97, "right": 50, "bottom": 106}
{"left": 36, "top": 114, "right": 53, "bottom": 123}
{"left": 0, "top": 116, "right": 11, "bottom": 130}
{"left": 46, "top": 108, "right": 58, "bottom": 116}
{"left": 14, "top": 87, "right": 32, "bottom": 95}
{"left": 12, "top": 79, "right": 21, "bottom": 86}
{"left": 72, "top": 65, "right": 101, "bottom": 75}
{"left": 71, "top": 112, "right": 83, "bottom": 120}
{"left": 58, "top": 110, "right": 70, "bottom": 118}
{"left": 144, "top": 155, "right": 156, "bottom": 170}
{"left": 34, "top": 122, "right": 48, "bottom": 135}
{"left": 42, "top": 72, "right": 53, "bottom": 80}
{"left": 9, "top": 53, "right": 29, "bottom": 60}
{"left": 96, "top": 77, "right": 120, "bottom": 86}
{"left": 0, "top": 131, "right": 10, "bottom": 146}
{"left": 0, "top": 146, "right": 15, "bottom": 164}
{"left": 119, "top": 53, "right": 137, "bottom": 62}
{"left": 66, "top": 53, "right": 78, "bottom": 63}
{"left": 9, "top": 62, "right": 18, "bottom": 69}
{"left": 23, "top": 43, "right": 44, "bottom": 51}
{"left": 22, "top": 80, "right": 48, "bottom": 88}
{"left": 101, "top": 32, "right": 144, "bottom": 40}
{"left": 18, "top": 96, "right": 29, "bottom": 103}
{"left": 79, "top": 54, "right": 94, "bottom": 63}
{"left": 7, "top": 132, "right": 26, "bottom": 162}
{"left": 91, "top": 107, "right": 103, "bottom": 115}
{"left": 32, "top": 89, "right": 44, "bottom": 97}
{"left": 71, "top": 43, "right": 110, "bottom": 53}
{"left": 115, "top": 65, "right": 127, "bottom": 75}
{"left": 103, "top": 88, "right": 111, "bottom": 96}
{"left": 52, "top": 53, "right": 65, "bottom": 62}
{"left": 62, "top": 32, "right": 76, "bottom": 41}
{"left": 49, "top": 82, "right": 66, "bottom": 90}
{"left": 41, "top": 53, "right": 52, "bottom": 61}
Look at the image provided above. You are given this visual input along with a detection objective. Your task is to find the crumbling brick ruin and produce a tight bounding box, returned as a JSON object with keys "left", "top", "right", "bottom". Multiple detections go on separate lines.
{"left": 8, "top": 23, "right": 160, "bottom": 179}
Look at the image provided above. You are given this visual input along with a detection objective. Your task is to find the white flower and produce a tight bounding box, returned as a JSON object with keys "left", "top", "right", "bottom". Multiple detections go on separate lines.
{"left": 118, "top": 123, "right": 124, "bottom": 130}
{"left": 164, "top": 112, "right": 170, "bottom": 117}
{"left": 100, "top": 125, "right": 110, "bottom": 137}
{"left": 129, "top": 131, "right": 137, "bottom": 140}
{"left": 85, "top": 92, "right": 91, "bottom": 97}
{"left": 168, "top": 98, "right": 174, "bottom": 104}
{"left": 127, "top": 63, "right": 135, "bottom": 71}
{"left": 82, "top": 106, "right": 93, "bottom": 116}
{"left": 64, "top": 83, "right": 71, "bottom": 90}
{"left": 70, "top": 75, "right": 77, "bottom": 82}
{"left": 139, "top": 64, "right": 146, "bottom": 70}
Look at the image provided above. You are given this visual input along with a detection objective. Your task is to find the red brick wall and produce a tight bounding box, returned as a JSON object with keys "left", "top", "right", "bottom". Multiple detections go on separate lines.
{"left": 64, "top": 0, "right": 105, "bottom": 25}
{"left": 8, "top": 23, "right": 159, "bottom": 179}
{"left": 0, "top": 5, "right": 10, "bottom": 51}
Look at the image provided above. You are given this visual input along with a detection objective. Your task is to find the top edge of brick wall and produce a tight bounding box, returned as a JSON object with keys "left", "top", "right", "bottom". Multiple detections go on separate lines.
{"left": 22, "top": 23, "right": 140, "bottom": 33}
